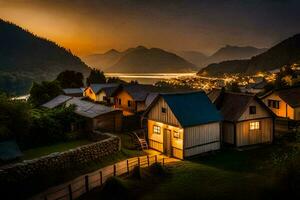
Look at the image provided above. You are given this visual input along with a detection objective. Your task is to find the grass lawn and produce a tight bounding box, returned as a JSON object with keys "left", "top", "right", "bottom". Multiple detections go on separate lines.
{"left": 22, "top": 139, "right": 92, "bottom": 160}
{"left": 80, "top": 139, "right": 300, "bottom": 200}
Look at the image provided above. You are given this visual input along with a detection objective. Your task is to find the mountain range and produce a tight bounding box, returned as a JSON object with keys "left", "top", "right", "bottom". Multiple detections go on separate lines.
{"left": 83, "top": 45, "right": 266, "bottom": 72}
{"left": 198, "top": 33, "right": 300, "bottom": 76}
{"left": 83, "top": 46, "right": 197, "bottom": 73}
{"left": 0, "top": 19, "right": 90, "bottom": 95}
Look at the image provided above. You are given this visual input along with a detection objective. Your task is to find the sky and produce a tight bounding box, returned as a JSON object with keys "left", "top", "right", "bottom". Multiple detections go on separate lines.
{"left": 0, "top": 0, "right": 300, "bottom": 56}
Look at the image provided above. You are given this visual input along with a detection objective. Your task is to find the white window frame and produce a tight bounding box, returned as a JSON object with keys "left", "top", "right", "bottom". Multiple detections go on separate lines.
{"left": 153, "top": 125, "right": 161, "bottom": 135}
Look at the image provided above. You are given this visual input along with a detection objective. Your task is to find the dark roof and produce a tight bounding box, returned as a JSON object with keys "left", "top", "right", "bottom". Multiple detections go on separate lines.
{"left": 260, "top": 86, "right": 300, "bottom": 108}
{"left": 62, "top": 88, "right": 84, "bottom": 95}
{"left": 0, "top": 140, "right": 22, "bottom": 161}
{"left": 159, "top": 91, "right": 222, "bottom": 127}
{"left": 42, "top": 95, "right": 72, "bottom": 109}
{"left": 213, "top": 91, "right": 274, "bottom": 121}
{"left": 276, "top": 87, "right": 300, "bottom": 107}
{"left": 207, "top": 89, "right": 222, "bottom": 102}
{"left": 121, "top": 84, "right": 160, "bottom": 101}
{"left": 89, "top": 84, "right": 119, "bottom": 94}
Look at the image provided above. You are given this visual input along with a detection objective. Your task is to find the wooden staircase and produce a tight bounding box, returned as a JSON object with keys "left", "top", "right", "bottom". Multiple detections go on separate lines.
{"left": 131, "top": 129, "right": 149, "bottom": 150}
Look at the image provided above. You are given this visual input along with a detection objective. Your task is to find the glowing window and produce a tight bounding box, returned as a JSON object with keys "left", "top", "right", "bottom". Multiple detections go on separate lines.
{"left": 250, "top": 121, "right": 260, "bottom": 130}
{"left": 173, "top": 131, "right": 180, "bottom": 139}
{"left": 153, "top": 125, "right": 161, "bottom": 135}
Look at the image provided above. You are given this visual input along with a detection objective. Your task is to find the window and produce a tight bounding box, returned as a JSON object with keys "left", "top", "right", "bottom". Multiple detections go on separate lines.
{"left": 128, "top": 100, "right": 132, "bottom": 107}
{"left": 161, "top": 107, "right": 166, "bottom": 113}
{"left": 249, "top": 106, "right": 256, "bottom": 114}
{"left": 250, "top": 121, "right": 260, "bottom": 130}
{"left": 268, "top": 100, "right": 280, "bottom": 109}
{"left": 118, "top": 98, "right": 121, "bottom": 105}
{"left": 153, "top": 125, "right": 161, "bottom": 134}
{"left": 173, "top": 131, "right": 180, "bottom": 139}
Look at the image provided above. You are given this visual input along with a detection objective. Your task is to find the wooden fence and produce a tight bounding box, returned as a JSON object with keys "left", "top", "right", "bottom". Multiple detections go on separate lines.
{"left": 31, "top": 154, "right": 175, "bottom": 200}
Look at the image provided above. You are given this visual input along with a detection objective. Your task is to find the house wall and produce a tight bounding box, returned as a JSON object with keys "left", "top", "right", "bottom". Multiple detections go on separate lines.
{"left": 183, "top": 122, "right": 220, "bottom": 157}
{"left": 236, "top": 118, "right": 273, "bottom": 147}
{"left": 84, "top": 87, "right": 96, "bottom": 101}
{"left": 262, "top": 93, "right": 294, "bottom": 119}
{"left": 222, "top": 122, "right": 235, "bottom": 144}
{"left": 294, "top": 107, "right": 300, "bottom": 120}
{"left": 92, "top": 111, "right": 123, "bottom": 132}
{"left": 239, "top": 98, "right": 272, "bottom": 121}
{"left": 148, "top": 120, "right": 183, "bottom": 159}
{"left": 96, "top": 91, "right": 107, "bottom": 102}
{"left": 114, "top": 90, "right": 137, "bottom": 115}
{"left": 147, "top": 97, "right": 180, "bottom": 127}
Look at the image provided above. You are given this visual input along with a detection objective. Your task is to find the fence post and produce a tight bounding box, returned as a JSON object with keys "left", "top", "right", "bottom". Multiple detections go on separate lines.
{"left": 126, "top": 159, "right": 129, "bottom": 174}
{"left": 114, "top": 164, "right": 116, "bottom": 176}
{"left": 147, "top": 155, "right": 150, "bottom": 166}
{"left": 138, "top": 157, "right": 140, "bottom": 167}
{"left": 100, "top": 171, "right": 103, "bottom": 185}
{"left": 163, "top": 158, "right": 165, "bottom": 166}
{"left": 85, "top": 175, "right": 89, "bottom": 192}
{"left": 68, "top": 184, "right": 73, "bottom": 200}
{"left": 155, "top": 155, "right": 157, "bottom": 163}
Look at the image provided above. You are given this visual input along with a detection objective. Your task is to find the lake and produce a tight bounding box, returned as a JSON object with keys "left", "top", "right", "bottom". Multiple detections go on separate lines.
{"left": 105, "top": 72, "right": 197, "bottom": 84}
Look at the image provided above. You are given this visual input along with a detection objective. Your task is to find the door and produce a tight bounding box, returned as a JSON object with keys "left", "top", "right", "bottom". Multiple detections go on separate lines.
{"left": 163, "top": 129, "right": 172, "bottom": 156}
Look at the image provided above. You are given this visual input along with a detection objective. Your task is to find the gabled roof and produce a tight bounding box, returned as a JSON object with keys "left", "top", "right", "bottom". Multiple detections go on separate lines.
{"left": 66, "top": 98, "right": 118, "bottom": 118}
{"left": 207, "top": 89, "right": 222, "bottom": 103}
{"left": 212, "top": 91, "right": 275, "bottom": 122}
{"left": 118, "top": 84, "right": 160, "bottom": 101}
{"left": 89, "top": 83, "right": 119, "bottom": 94}
{"left": 62, "top": 88, "right": 84, "bottom": 95}
{"left": 260, "top": 87, "right": 300, "bottom": 108}
{"left": 146, "top": 91, "right": 222, "bottom": 127}
{"left": 0, "top": 140, "right": 22, "bottom": 161}
{"left": 42, "top": 95, "right": 72, "bottom": 109}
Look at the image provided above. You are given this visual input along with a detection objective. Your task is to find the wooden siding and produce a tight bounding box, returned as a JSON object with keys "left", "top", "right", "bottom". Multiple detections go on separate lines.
{"left": 236, "top": 118, "right": 273, "bottom": 146}
{"left": 184, "top": 122, "right": 220, "bottom": 157}
{"left": 147, "top": 97, "right": 180, "bottom": 127}
{"left": 84, "top": 87, "right": 96, "bottom": 101}
{"left": 294, "top": 107, "right": 300, "bottom": 120}
{"left": 92, "top": 111, "right": 122, "bottom": 132}
{"left": 148, "top": 120, "right": 183, "bottom": 159}
{"left": 239, "top": 98, "right": 272, "bottom": 121}
{"left": 262, "top": 93, "right": 294, "bottom": 119}
{"left": 114, "top": 90, "right": 136, "bottom": 115}
{"left": 223, "top": 122, "right": 235, "bottom": 144}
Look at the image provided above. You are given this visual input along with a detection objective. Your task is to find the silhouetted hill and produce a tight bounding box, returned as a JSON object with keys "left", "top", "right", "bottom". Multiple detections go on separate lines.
{"left": 82, "top": 49, "right": 122, "bottom": 70}
{"left": 0, "top": 19, "right": 90, "bottom": 94}
{"left": 198, "top": 34, "right": 300, "bottom": 76}
{"left": 107, "top": 46, "right": 197, "bottom": 73}
{"left": 206, "top": 45, "right": 266, "bottom": 65}
{"left": 176, "top": 51, "right": 208, "bottom": 67}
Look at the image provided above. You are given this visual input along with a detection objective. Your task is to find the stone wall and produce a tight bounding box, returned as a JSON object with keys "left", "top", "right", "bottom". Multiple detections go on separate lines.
{"left": 0, "top": 134, "right": 120, "bottom": 183}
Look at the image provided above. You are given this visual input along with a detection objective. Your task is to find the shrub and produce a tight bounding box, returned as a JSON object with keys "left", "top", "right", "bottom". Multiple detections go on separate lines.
{"left": 101, "top": 177, "right": 131, "bottom": 200}
{"left": 149, "top": 163, "right": 168, "bottom": 177}
{"left": 128, "top": 166, "right": 141, "bottom": 180}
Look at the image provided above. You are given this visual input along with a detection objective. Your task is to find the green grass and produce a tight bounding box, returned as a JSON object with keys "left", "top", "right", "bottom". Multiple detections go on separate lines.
{"left": 22, "top": 140, "right": 92, "bottom": 160}
{"left": 80, "top": 142, "right": 300, "bottom": 200}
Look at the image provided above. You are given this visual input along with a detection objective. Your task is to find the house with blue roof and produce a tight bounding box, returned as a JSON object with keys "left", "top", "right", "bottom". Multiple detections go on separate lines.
{"left": 143, "top": 91, "right": 222, "bottom": 159}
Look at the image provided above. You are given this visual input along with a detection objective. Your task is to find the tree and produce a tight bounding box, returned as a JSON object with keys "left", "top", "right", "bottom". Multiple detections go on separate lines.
{"left": 56, "top": 70, "right": 84, "bottom": 88}
{"left": 86, "top": 68, "right": 106, "bottom": 85}
{"left": 29, "top": 81, "right": 62, "bottom": 106}
{"left": 107, "top": 77, "right": 127, "bottom": 84}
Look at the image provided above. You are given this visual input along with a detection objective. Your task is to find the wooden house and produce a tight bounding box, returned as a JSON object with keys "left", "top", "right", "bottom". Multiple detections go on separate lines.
{"left": 143, "top": 91, "right": 222, "bottom": 159}
{"left": 84, "top": 84, "right": 119, "bottom": 104}
{"left": 260, "top": 87, "right": 300, "bottom": 120}
{"left": 113, "top": 84, "right": 159, "bottom": 116}
{"left": 209, "top": 90, "right": 275, "bottom": 147}
{"left": 42, "top": 95, "right": 122, "bottom": 132}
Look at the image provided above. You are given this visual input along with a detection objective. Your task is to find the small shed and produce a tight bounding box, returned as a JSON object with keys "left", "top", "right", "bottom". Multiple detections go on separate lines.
{"left": 144, "top": 91, "right": 222, "bottom": 159}
{"left": 209, "top": 90, "right": 275, "bottom": 147}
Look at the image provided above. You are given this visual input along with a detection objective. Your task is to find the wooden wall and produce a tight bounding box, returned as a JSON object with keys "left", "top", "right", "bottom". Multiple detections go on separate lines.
{"left": 96, "top": 91, "right": 106, "bottom": 102}
{"left": 184, "top": 122, "right": 220, "bottom": 157}
{"left": 114, "top": 90, "right": 136, "bottom": 115}
{"left": 236, "top": 118, "right": 273, "bottom": 146}
{"left": 223, "top": 122, "right": 234, "bottom": 144}
{"left": 147, "top": 97, "right": 180, "bottom": 127}
{"left": 148, "top": 120, "right": 183, "bottom": 159}
{"left": 261, "top": 93, "right": 294, "bottom": 119}
{"left": 84, "top": 87, "right": 96, "bottom": 101}
{"left": 92, "top": 111, "right": 123, "bottom": 132}
{"left": 239, "top": 98, "right": 271, "bottom": 121}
